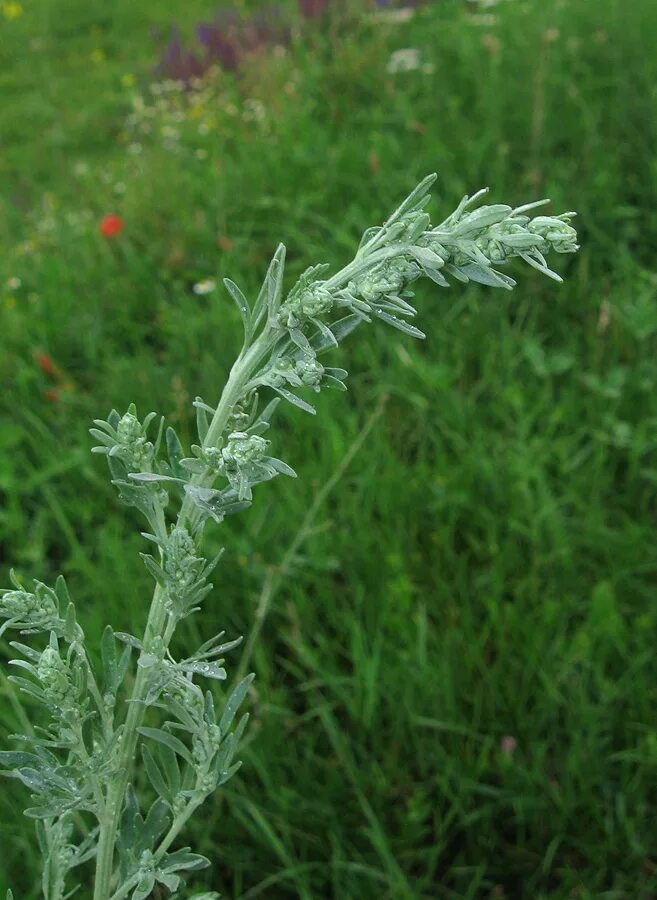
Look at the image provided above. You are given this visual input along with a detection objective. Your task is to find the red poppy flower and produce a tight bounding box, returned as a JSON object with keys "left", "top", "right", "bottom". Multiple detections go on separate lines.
{"left": 99, "top": 214, "right": 124, "bottom": 238}
{"left": 35, "top": 352, "right": 56, "bottom": 378}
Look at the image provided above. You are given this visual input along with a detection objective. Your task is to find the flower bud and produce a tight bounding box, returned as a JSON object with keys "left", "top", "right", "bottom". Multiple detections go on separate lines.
{"left": 116, "top": 412, "right": 142, "bottom": 444}
{"left": 527, "top": 215, "right": 578, "bottom": 253}
{"left": 201, "top": 446, "right": 225, "bottom": 474}
{"left": 295, "top": 357, "right": 324, "bottom": 390}
{"left": 37, "top": 646, "right": 76, "bottom": 710}
{"left": 268, "top": 358, "right": 297, "bottom": 388}
{"left": 114, "top": 407, "right": 154, "bottom": 471}
{"left": 164, "top": 526, "right": 197, "bottom": 586}
{"left": 222, "top": 433, "right": 268, "bottom": 468}
{"left": 278, "top": 282, "right": 333, "bottom": 328}
{"left": 2, "top": 588, "right": 57, "bottom": 623}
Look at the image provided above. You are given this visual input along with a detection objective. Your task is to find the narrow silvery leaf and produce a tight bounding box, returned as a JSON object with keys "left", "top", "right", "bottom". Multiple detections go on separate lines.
{"left": 138, "top": 728, "right": 194, "bottom": 765}
{"left": 220, "top": 673, "right": 255, "bottom": 734}
{"left": 382, "top": 295, "right": 418, "bottom": 316}
{"left": 255, "top": 397, "right": 280, "bottom": 426}
{"left": 267, "top": 457, "right": 297, "bottom": 478}
{"left": 25, "top": 800, "right": 81, "bottom": 819}
{"left": 373, "top": 309, "right": 426, "bottom": 339}
{"left": 381, "top": 172, "right": 437, "bottom": 231}
{"left": 267, "top": 244, "right": 286, "bottom": 320}
{"left": 452, "top": 204, "right": 512, "bottom": 236}
{"left": 114, "top": 632, "right": 142, "bottom": 649}
{"left": 182, "top": 659, "right": 227, "bottom": 680}
{"left": 498, "top": 231, "right": 545, "bottom": 250}
{"left": 511, "top": 198, "right": 550, "bottom": 216}
{"left": 310, "top": 317, "right": 339, "bottom": 350}
{"left": 0, "top": 751, "right": 43, "bottom": 769}
{"left": 443, "top": 263, "right": 470, "bottom": 283}
{"left": 133, "top": 873, "right": 156, "bottom": 900}
{"left": 272, "top": 386, "right": 316, "bottom": 415}
{"left": 195, "top": 399, "right": 210, "bottom": 443}
{"left": 156, "top": 872, "right": 181, "bottom": 892}
{"left": 518, "top": 250, "right": 563, "bottom": 282}
{"left": 217, "top": 761, "right": 242, "bottom": 785}
{"left": 289, "top": 327, "right": 313, "bottom": 355}
{"left": 357, "top": 226, "right": 382, "bottom": 252}
{"left": 8, "top": 658, "right": 38, "bottom": 675}
{"left": 10, "top": 640, "right": 42, "bottom": 662}
{"left": 140, "top": 554, "right": 167, "bottom": 587}
{"left": 155, "top": 743, "right": 182, "bottom": 796}
{"left": 64, "top": 602, "right": 79, "bottom": 642}
{"left": 142, "top": 746, "right": 173, "bottom": 804}
{"left": 406, "top": 211, "right": 432, "bottom": 242}
{"left": 196, "top": 632, "right": 242, "bottom": 659}
{"left": 179, "top": 458, "right": 207, "bottom": 475}
{"left": 457, "top": 263, "right": 515, "bottom": 290}
{"left": 411, "top": 246, "right": 446, "bottom": 271}
{"left": 54, "top": 575, "right": 70, "bottom": 608}
{"left": 165, "top": 426, "right": 186, "bottom": 478}
{"left": 223, "top": 278, "right": 252, "bottom": 339}
{"left": 8, "top": 676, "right": 46, "bottom": 703}
{"left": 252, "top": 244, "right": 285, "bottom": 328}
{"left": 322, "top": 374, "right": 348, "bottom": 391}
{"left": 159, "top": 848, "right": 210, "bottom": 873}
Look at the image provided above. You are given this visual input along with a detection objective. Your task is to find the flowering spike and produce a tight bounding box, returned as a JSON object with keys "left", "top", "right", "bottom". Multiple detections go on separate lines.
{"left": 0, "top": 174, "right": 578, "bottom": 899}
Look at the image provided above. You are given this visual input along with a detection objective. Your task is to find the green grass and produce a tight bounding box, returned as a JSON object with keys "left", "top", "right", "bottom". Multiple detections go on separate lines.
{"left": 2, "top": 0, "right": 657, "bottom": 896}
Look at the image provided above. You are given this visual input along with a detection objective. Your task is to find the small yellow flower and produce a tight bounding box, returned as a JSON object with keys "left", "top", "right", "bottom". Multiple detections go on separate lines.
{"left": 2, "top": 2, "right": 23, "bottom": 19}
{"left": 3, "top": 296, "right": 16, "bottom": 311}
{"left": 90, "top": 48, "right": 105, "bottom": 64}
{"left": 121, "top": 73, "right": 135, "bottom": 88}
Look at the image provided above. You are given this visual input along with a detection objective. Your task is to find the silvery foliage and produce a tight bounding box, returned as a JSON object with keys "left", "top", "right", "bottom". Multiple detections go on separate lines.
{"left": 0, "top": 174, "right": 578, "bottom": 899}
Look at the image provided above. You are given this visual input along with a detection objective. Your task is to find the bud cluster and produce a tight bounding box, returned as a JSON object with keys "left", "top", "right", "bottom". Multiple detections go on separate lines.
{"left": 215, "top": 431, "right": 294, "bottom": 500}
{"left": 1, "top": 584, "right": 59, "bottom": 633}
{"left": 278, "top": 280, "right": 334, "bottom": 328}
{"left": 115, "top": 411, "right": 154, "bottom": 472}
{"left": 38, "top": 645, "right": 77, "bottom": 712}
{"left": 265, "top": 355, "right": 347, "bottom": 394}
{"left": 160, "top": 526, "right": 208, "bottom": 616}
{"left": 422, "top": 196, "right": 579, "bottom": 283}
{"left": 350, "top": 257, "right": 421, "bottom": 305}
{"left": 90, "top": 404, "right": 158, "bottom": 473}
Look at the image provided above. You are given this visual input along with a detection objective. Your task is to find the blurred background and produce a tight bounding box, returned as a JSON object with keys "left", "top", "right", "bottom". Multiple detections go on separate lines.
{"left": 1, "top": 0, "right": 657, "bottom": 896}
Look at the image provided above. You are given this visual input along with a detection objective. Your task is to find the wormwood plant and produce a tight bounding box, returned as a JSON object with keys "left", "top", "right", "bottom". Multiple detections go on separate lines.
{"left": 0, "top": 175, "right": 578, "bottom": 899}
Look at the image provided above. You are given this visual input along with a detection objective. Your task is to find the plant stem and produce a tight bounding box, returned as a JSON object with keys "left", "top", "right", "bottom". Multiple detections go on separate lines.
{"left": 92, "top": 332, "right": 272, "bottom": 900}
{"left": 93, "top": 250, "right": 381, "bottom": 897}
{"left": 93, "top": 585, "right": 168, "bottom": 900}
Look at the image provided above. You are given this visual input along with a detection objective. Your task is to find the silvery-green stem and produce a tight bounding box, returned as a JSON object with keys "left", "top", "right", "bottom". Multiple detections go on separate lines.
{"left": 93, "top": 585, "right": 168, "bottom": 900}
{"left": 93, "top": 337, "right": 270, "bottom": 899}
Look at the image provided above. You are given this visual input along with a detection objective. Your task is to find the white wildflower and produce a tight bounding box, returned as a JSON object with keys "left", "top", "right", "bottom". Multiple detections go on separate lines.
{"left": 386, "top": 48, "right": 422, "bottom": 74}
{"left": 193, "top": 279, "right": 217, "bottom": 296}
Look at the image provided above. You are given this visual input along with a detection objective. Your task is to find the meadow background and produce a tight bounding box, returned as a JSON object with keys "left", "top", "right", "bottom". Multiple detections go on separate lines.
{"left": 1, "top": 0, "right": 657, "bottom": 896}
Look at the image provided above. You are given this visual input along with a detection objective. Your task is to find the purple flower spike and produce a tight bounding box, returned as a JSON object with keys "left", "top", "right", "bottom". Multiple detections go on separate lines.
{"left": 299, "top": 0, "right": 330, "bottom": 19}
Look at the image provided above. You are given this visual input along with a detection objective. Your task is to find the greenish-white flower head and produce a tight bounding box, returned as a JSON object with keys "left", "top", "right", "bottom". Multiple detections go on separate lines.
{"left": 38, "top": 645, "right": 76, "bottom": 711}
{"left": 222, "top": 432, "right": 268, "bottom": 469}
{"left": 278, "top": 282, "right": 333, "bottom": 328}
{"left": 116, "top": 410, "right": 154, "bottom": 471}
{"left": 2, "top": 589, "right": 55, "bottom": 621}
